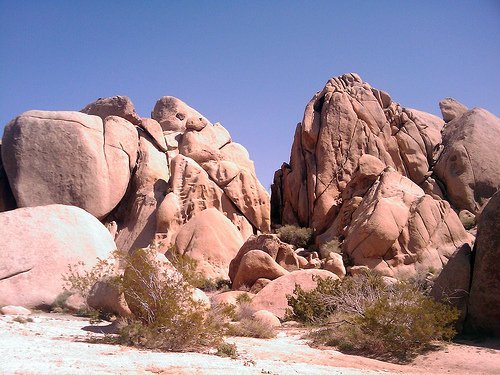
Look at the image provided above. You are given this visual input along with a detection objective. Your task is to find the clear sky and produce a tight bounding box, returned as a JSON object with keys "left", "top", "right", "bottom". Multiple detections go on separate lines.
{"left": 1, "top": 1, "right": 498, "bottom": 188}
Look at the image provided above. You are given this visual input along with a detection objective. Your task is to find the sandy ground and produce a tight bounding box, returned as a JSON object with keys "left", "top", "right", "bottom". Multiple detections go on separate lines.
{"left": 0, "top": 313, "right": 498, "bottom": 375}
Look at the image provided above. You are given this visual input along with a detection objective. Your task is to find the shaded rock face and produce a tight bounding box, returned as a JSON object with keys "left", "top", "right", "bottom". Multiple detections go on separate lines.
{"left": 466, "top": 191, "right": 500, "bottom": 336}
{"left": 434, "top": 108, "right": 500, "bottom": 214}
{"left": 0, "top": 205, "right": 116, "bottom": 308}
{"left": 272, "top": 73, "right": 444, "bottom": 232}
{"left": 0, "top": 141, "right": 16, "bottom": 212}
{"left": 2, "top": 111, "right": 138, "bottom": 219}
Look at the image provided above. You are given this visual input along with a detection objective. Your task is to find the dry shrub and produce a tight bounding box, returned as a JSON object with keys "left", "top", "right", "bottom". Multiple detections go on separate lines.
{"left": 66, "top": 248, "right": 233, "bottom": 353}
{"left": 276, "top": 225, "right": 313, "bottom": 248}
{"left": 227, "top": 318, "right": 277, "bottom": 339}
{"left": 287, "top": 272, "right": 459, "bottom": 362}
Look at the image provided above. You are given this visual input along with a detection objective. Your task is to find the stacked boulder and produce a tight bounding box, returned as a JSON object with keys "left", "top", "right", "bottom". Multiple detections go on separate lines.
{"left": 0, "top": 95, "right": 270, "bottom": 311}
{"left": 271, "top": 73, "right": 499, "bottom": 331}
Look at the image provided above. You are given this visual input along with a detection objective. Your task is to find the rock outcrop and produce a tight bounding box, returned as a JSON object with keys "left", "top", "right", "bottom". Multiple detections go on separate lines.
{"left": 170, "top": 208, "right": 244, "bottom": 280}
{"left": 0, "top": 205, "right": 116, "bottom": 308}
{"left": 466, "top": 191, "right": 500, "bottom": 336}
{"left": 434, "top": 108, "right": 500, "bottom": 214}
{"left": 251, "top": 269, "right": 338, "bottom": 319}
{"left": 271, "top": 73, "right": 444, "bottom": 233}
{"left": 271, "top": 74, "right": 495, "bottom": 281}
{"left": 2, "top": 111, "right": 138, "bottom": 219}
{"left": 1, "top": 95, "right": 269, "bottom": 266}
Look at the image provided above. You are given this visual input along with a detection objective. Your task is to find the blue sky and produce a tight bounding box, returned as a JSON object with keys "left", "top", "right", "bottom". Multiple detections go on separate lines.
{"left": 1, "top": 1, "right": 499, "bottom": 188}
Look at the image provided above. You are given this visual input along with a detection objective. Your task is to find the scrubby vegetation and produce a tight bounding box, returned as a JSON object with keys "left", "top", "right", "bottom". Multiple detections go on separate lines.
{"left": 286, "top": 272, "right": 459, "bottom": 362}
{"left": 276, "top": 225, "right": 313, "bottom": 248}
{"left": 65, "top": 248, "right": 233, "bottom": 353}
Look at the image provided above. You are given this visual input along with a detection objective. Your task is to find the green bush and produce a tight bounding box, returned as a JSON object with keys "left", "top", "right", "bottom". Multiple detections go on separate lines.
{"left": 318, "top": 238, "right": 342, "bottom": 258}
{"left": 276, "top": 225, "right": 313, "bottom": 248}
{"left": 285, "top": 277, "right": 338, "bottom": 324}
{"left": 67, "top": 248, "right": 233, "bottom": 353}
{"left": 216, "top": 342, "right": 238, "bottom": 358}
{"left": 288, "top": 272, "right": 459, "bottom": 362}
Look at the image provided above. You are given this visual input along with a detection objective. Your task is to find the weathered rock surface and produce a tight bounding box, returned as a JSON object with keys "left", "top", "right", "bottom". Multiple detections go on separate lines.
{"left": 338, "top": 166, "right": 472, "bottom": 278}
{"left": 466, "top": 191, "right": 500, "bottom": 336}
{"left": 107, "top": 129, "right": 169, "bottom": 253}
{"left": 439, "top": 98, "right": 468, "bottom": 123}
{"left": 271, "top": 73, "right": 444, "bottom": 232}
{"left": 434, "top": 108, "right": 500, "bottom": 214}
{"left": 251, "top": 269, "right": 338, "bottom": 319}
{"left": 232, "top": 250, "right": 288, "bottom": 290}
{"left": 172, "top": 208, "right": 244, "bottom": 280}
{"left": 211, "top": 291, "right": 254, "bottom": 308}
{"left": 229, "top": 234, "right": 300, "bottom": 283}
{"left": 81, "top": 95, "right": 141, "bottom": 125}
{"left": 252, "top": 310, "right": 281, "bottom": 327}
{"left": 0, "top": 306, "right": 31, "bottom": 315}
{"left": 152, "top": 96, "right": 208, "bottom": 133}
{"left": 87, "top": 280, "right": 132, "bottom": 317}
{"left": 0, "top": 205, "right": 116, "bottom": 308}
{"left": 2, "top": 111, "right": 138, "bottom": 219}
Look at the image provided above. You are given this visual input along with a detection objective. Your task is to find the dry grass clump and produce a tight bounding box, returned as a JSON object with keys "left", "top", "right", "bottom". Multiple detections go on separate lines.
{"left": 276, "top": 225, "right": 313, "bottom": 248}
{"left": 287, "top": 272, "right": 459, "bottom": 362}
{"left": 227, "top": 318, "right": 277, "bottom": 339}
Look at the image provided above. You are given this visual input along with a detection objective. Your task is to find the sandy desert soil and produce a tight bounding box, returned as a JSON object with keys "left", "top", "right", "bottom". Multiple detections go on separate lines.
{"left": 0, "top": 313, "right": 498, "bottom": 375}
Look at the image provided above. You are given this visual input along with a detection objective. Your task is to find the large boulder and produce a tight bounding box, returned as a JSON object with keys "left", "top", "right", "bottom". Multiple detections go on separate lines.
{"left": 229, "top": 234, "right": 299, "bottom": 283}
{"left": 335, "top": 166, "right": 473, "bottom": 279}
{"left": 271, "top": 73, "right": 443, "bottom": 232}
{"left": 2, "top": 111, "right": 138, "bottom": 219}
{"left": 81, "top": 95, "right": 141, "bottom": 125}
{"left": 152, "top": 96, "right": 208, "bottom": 133}
{"left": 0, "top": 205, "right": 117, "bottom": 308}
{"left": 232, "top": 250, "right": 288, "bottom": 290}
{"left": 434, "top": 108, "right": 500, "bottom": 214}
{"left": 251, "top": 269, "right": 338, "bottom": 319}
{"left": 439, "top": 98, "right": 468, "bottom": 123}
{"left": 466, "top": 191, "right": 500, "bottom": 336}
{"left": 172, "top": 208, "right": 244, "bottom": 280}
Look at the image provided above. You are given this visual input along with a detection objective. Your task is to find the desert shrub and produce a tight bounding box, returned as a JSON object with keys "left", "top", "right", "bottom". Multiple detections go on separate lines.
{"left": 63, "top": 254, "right": 117, "bottom": 299}
{"left": 67, "top": 248, "right": 233, "bottom": 353}
{"left": 288, "top": 272, "right": 459, "bottom": 361}
{"left": 227, "top": 318, "right": 277, "bottom": 339}
{"left": 216, "top": 342, "right": 238, "bottom": 358}
{"left": 235, "top": 293, "right": 255, "bottom": 321}
{"left": 116, "top": 248, "right": 231, "bottom": 352}
{"left": 285, "top": 277, "right": 338, "bottom": 324}
{"left": 276, "top": 225, "right": 313, "bottom": 248}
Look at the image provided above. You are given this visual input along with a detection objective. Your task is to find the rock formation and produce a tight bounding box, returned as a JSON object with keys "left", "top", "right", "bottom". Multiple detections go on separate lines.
{"left": 2, "top": 111, "right": 138, "bottom": 219}
{"left": 433, "top": 107, "right": 500, "bottom": 214}
{"left": 0, "top": 205, "right": 116, "bottom": 308}
{"left": 0, "top": 95, "right": 269, "bottom": 292}
{"left": 466, "top": 191, "right": 500, "bottom": 336}
{"left": 271, "top": 74, "right": 498, "bottom": 281}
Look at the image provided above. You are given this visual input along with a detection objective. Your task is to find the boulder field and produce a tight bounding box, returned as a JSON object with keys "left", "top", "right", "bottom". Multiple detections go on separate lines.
{"left": 0, "top": 75, "right": 498, "bottom": 337}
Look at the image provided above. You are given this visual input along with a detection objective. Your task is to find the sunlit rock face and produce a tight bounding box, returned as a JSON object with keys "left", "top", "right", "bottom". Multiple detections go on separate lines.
{"left": 0, "top": 95, "right": 270, "bottom": 282}
{"left": 271, "top": 73, "right": 479, "bottom": 279}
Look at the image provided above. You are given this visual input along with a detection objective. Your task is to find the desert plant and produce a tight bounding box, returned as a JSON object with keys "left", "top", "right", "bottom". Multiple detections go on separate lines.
{"left": 227, "top": 318, "right": 277, "bottom": 339}
{"left": 216, "top": 342, "right": 238, "bottom": 358}
{"left": 12, "top": 316, "right": 33, "bottom": 324}
{"left": 116, "top": 248, "right": 231, "bottom": 351}
{"left": 276, "top": 225, "right": 313, "bottom": 248}
{"left": 288, "top": 272, "right": 459, "bottom": 361}
{"left": 66, "top": 248, "right": 233, "bottom": 353}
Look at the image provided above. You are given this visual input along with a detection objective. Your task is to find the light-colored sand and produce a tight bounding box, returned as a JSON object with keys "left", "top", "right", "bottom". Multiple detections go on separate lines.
{"left": 0, "top": 313, "right": 498, "bottom": 375}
